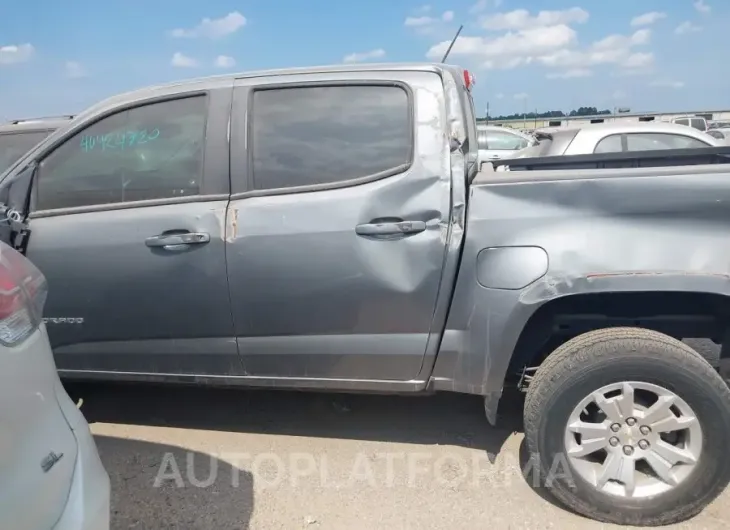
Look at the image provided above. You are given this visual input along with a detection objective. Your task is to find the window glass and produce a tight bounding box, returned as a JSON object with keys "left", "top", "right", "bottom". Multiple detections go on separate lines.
{"left": 252, "top": 86, "right": 411, "bottom": 190}
{"left": 690, "top": 118, "right": 706, "bottom": 131}
{"left": 486, "top": 131, "right": 528, "bottom": 150}
{"left": 477, "top": 131, "right": 489, "bottom": 150}
{"left": 594, "top": 135, "right": 623, "bottom": 153}
{"left": 35, "top": 96, "right": 207, "bottom": 211}
{"left": 0, "top": 131, "right": 52, "bottom": 174}
{"left": 626, "top": 133, "right": 710, "bottom": 151}
{"left": 675, "top": 119, "right": 690, "bottom": 126}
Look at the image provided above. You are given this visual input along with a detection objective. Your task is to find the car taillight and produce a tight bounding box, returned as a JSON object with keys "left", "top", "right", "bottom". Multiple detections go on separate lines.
{"left": 463, "top": 69, "right": 475, "bottom": 91}
{"left": 0, "top": 244, "right": 47, "bottom": 346}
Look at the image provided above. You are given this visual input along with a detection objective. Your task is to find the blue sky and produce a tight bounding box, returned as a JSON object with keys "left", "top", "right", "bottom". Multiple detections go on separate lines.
{"left": 1, "top": 0, "right": 728, "bottom": 120}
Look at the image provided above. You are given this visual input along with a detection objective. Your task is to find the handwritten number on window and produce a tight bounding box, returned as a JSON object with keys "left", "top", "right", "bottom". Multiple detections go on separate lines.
{"left": 80, "top": 128, "right": 161, "bottom": 153}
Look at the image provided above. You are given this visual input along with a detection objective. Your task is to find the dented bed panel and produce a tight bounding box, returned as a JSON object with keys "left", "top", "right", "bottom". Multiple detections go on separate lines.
{"left": 432, "top": 168, "right": 730, "bottom": 395}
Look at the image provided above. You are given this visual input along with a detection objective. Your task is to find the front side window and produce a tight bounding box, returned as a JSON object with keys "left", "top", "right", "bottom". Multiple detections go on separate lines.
{"left": 626, "top": 133, "right": 710, "bottom": 151}
{"left": 0, "top": 130, "right": 52, "bottom": 174}
{"left": 35, "top": 96, "right": 207, "bottom": 211}
{"left": 251, "top": 85, "right": 411, "bottom": 190}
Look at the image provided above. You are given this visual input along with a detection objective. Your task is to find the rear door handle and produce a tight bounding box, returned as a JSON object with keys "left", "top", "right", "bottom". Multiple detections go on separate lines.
{"left": 145, "top": 232, "right": 210, "bottom": 250}
{"left": 355, "top": 220, "right": 427, "bottom": 238}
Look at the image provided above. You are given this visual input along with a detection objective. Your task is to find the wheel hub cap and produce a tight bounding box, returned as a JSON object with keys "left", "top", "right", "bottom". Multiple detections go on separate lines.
{"left": 564, "top": 381, "right": 702, "bottom": 499}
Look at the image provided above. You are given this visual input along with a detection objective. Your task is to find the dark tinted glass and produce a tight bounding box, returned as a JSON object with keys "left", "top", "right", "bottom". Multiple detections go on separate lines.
{"left": 0, "top": 131, "right": 52, "bottom": 173}
{"left": 36, "top": 96, "right": 207, "bottom": 211}
{"left": 690, "top": 119, "right": 706, "bottom": 131}
{"left": 252, "top": 86, "right": 411, "bottom": 190}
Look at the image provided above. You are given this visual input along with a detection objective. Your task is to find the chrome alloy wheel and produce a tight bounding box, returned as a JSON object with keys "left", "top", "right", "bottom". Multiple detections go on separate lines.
{"left": 565, "top": 381, "right": 703, "bottom": 499}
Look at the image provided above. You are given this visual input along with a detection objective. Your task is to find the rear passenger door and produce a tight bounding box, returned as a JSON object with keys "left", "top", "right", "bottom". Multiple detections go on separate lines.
{"left": 227, "top": 72, "right": 451, "bottom": 382}
{"left": 24, "top": 86, "right": 240, "bottom": 376}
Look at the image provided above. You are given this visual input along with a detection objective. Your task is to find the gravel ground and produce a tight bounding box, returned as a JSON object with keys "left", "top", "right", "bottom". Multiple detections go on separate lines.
{"left": 72, "top": 340, "right": 729, "bottom": 530}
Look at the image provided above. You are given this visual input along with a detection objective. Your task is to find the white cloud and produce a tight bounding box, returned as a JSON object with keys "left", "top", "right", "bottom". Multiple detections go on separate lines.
{"left": 537, "top": 29, "right": 653, "bottom": 72}
{"left": 694, "top": 0, "right": 711, "bottom": 14}
{"left": 631, "top": 12, "right": 666, "bottom": 27}
{"left": 650, "top": 80, "right": 685, "bottom": 89}
{"left": 0, "top": 43, "right": 34, "bottom": 65}
{"left": 514, "top": 93, "right": 529, "bottom": 100}
{"left": 623, "top": 52, "right": 654, "bottom": 69}
{"left": 675, "top": 21, "right": 702, "bottom": 35}
{"left": 405, "top": 16, "right": 434, "bottom": 27}
{"left": 64, "top": 61, "right": 88, "bottom": 78}
{"left": 214, "top": 55, "right": 236, "bottom": 68}
{"left": 170, "top": 11, "right": 246, "bottom": 39}
{"left": 171, "top": 52, "right": 198, "bottom": 68}
{"left": 343, "top": 48, "right": 386, "bottom": 63}
{"left": 547, "top": 68, "right": 592, "bottom": 79}
{"left": 405, "top": 7, "right": 455, "bottom": 35}
{"left": 481, "top": 7, "right": 589, "bottom": 31}
{"left": 427, "top": 24, "right": 579, "bottom": 69}
{"left": 612, "top": 90, "right": 627, "bottom": 100}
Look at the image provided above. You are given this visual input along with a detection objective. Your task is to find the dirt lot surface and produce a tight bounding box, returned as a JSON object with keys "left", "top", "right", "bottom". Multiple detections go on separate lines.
{"left": 72, "top": 348, "right": 729, "bottom": 530}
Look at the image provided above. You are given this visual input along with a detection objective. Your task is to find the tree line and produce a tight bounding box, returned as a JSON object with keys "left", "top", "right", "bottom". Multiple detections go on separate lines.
{"left": 486, "top": 106, "right": 612, "bottom": 121}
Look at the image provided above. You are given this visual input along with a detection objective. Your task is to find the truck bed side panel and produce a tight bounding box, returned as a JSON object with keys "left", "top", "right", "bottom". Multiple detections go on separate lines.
{"left": 432, "top": 167, "right": 730, "bottom": 395}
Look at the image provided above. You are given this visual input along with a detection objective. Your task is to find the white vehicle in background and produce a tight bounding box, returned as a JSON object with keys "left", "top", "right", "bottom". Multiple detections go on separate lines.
{"left": 0, "top": 241, "right": 109, "bottom": 529}
{"left": 476, "top": 125, "right": 537, "bottom": 162}
{"left": 672, "top": 115, "right": 709, "bottom": 132}
{"left": 501, "top": 122, "right": 721, "bottom": 164}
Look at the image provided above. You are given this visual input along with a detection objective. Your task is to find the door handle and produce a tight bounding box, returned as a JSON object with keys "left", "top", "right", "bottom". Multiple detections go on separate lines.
{"left": 355, "top": 220, "right": 427, "bottom": 238}
{"left": 145, "top": 232, "right": 210, "bottom": 250}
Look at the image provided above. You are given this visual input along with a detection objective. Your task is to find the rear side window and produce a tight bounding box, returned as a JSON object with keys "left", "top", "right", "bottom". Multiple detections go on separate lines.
{"left": 35, "top": 96, "right": 207, "bottom": 211}
{"left": 675, "top": 119, "right": 690, "bottom": 126}
{"left": 251, "top": 85, "right": 411, "bottom": 190}
{"left": 626, "top": 133, "right": 709, "bottom": 151}
{"left": 0, "top": 130, "right": 52, "bottom": 173}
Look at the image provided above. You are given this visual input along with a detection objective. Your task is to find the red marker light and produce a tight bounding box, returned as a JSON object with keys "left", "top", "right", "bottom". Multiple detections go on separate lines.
{"left": 463, "top": 69, "right": 475, "bottom": 91}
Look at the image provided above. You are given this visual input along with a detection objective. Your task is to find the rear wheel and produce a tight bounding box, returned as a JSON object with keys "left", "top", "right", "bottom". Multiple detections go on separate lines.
{"left": 523, "top": 327, "right": 730, "bottom": 526}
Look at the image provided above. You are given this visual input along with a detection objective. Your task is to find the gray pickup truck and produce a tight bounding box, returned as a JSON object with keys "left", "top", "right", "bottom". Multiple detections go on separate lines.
{"left": 1, "top": 63, "right": 730, "bottom": 526}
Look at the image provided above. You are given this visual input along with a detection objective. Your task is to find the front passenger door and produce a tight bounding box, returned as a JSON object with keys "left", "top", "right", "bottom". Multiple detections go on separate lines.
{"left": 24, "top": 90, "right": 241, "bottom": 377}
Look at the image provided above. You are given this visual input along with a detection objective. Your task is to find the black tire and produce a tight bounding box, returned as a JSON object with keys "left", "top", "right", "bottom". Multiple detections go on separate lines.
{"left": 523, "top": 327, "right": 730, "bottom": 526}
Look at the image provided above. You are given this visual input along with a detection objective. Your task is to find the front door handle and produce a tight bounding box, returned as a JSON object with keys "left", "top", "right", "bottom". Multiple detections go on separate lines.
{"left": 355, "top": 220, "right": 427, "bottom": 238}
{"left": 145, "top": 232, "right": 210, "bottom": 251}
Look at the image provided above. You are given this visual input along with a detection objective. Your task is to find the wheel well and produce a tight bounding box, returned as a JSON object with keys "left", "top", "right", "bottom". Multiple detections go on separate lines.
{"left": 508, "top": 291, "right": 730, "bottom": 383}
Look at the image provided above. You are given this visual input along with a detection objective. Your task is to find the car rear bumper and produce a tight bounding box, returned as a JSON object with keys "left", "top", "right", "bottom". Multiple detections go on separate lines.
{"left": 53, "top": 381, "right": 110, "bottom": 530}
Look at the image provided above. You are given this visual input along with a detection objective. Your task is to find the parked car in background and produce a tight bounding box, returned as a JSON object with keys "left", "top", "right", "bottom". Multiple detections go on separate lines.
{"left": 0, "top": 241, "right": 109, "bottom": 529}
{"left": 477, "top": 124, "right": 537, "bottom": 161}
{"left": 672, "top": 115, "right": 709, "bottom": 132}
{"left": 2, "top": 62, "right": 730, "bottom": 526}
{"left": 504, "top": 122, "right": 720, "bottom": 162}
{"left": 0, "top": 116, "right": 74, "bottom": 174}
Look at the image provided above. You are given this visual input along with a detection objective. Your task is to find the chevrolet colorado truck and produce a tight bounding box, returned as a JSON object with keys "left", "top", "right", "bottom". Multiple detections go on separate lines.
{"left": 1, "top": 63, "right": 729, "bottom": 526}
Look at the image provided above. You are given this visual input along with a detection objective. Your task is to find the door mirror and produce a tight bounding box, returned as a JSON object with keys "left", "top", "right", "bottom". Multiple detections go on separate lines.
{"left": 4, "top": 161, "right": 38, "bottom": 216}
{"left": 0, "top": 161, "right": 37, "bottom": 248}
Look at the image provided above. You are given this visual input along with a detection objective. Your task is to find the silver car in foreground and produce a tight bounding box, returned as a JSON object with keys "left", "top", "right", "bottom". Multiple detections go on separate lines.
{"left": 0, "top": 241, "right": 109, "bottom": 529}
